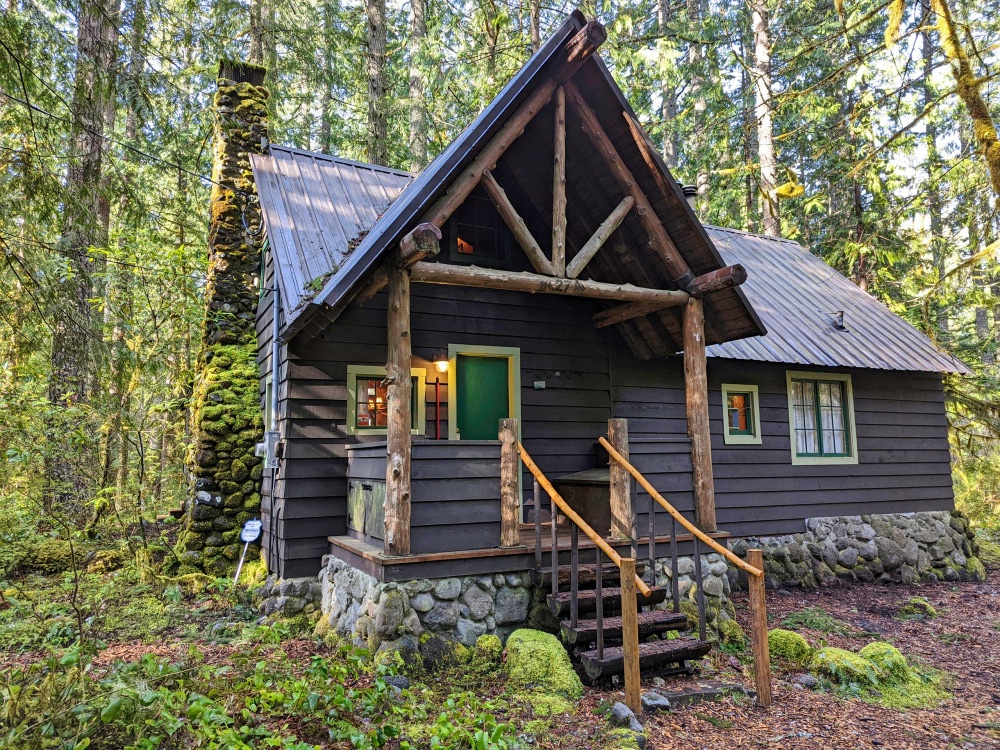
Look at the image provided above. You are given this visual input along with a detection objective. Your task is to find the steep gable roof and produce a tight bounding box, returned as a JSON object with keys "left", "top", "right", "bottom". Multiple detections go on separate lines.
{"left": 251, "top": 11, "right": 765, "bottom": 354}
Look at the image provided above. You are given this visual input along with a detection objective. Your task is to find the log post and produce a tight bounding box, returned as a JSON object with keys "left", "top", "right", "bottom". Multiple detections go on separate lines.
{"left": 683, "top": 297, "right": 717, "bottom": 532}
{"left": 499, "top": 418, "right": 520, "bottom": 547}
{"left": 552, "top": 86, "right": 567, "bottom": 277}
{"left": 748, "top": 549, "right": 773, "bottom": 708}
{"left": 383, "top": 262, "right": 412, "bottom": 556}
{"left": 608, "top": 418, "right": 632, "bottom": 540}
{"left": 620, "top": 557, "right": 642, "bottom": 714}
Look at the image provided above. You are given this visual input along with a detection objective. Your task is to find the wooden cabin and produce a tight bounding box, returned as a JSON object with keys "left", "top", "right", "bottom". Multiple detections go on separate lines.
{"left": 249, "top": 12, "right": 967, "bottom": 584}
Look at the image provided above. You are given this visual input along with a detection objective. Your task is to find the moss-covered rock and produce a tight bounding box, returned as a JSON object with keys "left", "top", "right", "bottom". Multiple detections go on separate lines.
{"left": 811, "top": 647, "right": 881, "bottom": 686}
{"left": 897, "top": 596, "right": 937, "bottom": 619}
{"left": 504, "top": 628, "right": 582, "bottom": 698}
{"left": 718, "top": 618, "right": 747, "bottom": 651}
{"left": 472, "top": 633, "right": 502, "bottom": 666}
{"left": 767, "top": 628, "right": 813, "bottom": 664}
{"left": 603, "top": 727, "right": 642, "bottom": 749}
{"left": 23, "top": 539, "right": 75, "bottom": 574}
{"left": 418, "top": 632, "right": 470, "bottom": 671}
{"left": 858, "top": 642, "right": 909, "bottom": 684}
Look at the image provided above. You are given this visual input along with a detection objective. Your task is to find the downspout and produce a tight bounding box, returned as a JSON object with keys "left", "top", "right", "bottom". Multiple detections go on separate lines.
{"left": 268, "top": 284, "right": 281, "bottom": 575}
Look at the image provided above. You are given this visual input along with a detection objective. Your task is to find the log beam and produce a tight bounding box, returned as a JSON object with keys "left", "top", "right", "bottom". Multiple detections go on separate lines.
{"left": 563, "top": 80, "right": 693, "bottom": 288}
{"left": 593, "top": 300, "right": 670, "bottom": 328}
{"left": 565, "top": 195, "right": 634, "bottom": 279}
{"left": 499, "top": 418, "right": 520, "bottom": 547}
{"left": 421, "top": 21, "right": 606, "bottom": 229}
{"left": 688, "top": 264, "right": 747, "bottom": 297}
{"left": 383, "top": 260, "right": 413, "bottom": 556}
{"left": 410, "top": 262, "right": 690, "bottom": 306}
{"left": 356, "top": 223, "right": 442, "bottom": 303}
{"left": 552, "top": 87, "right": 567, "bottom": 277}
{"left": 683, "top": 297, "right": 717, "bottom": 532}
{"left": 481, "top": 171, "right": 554, "bottom": 276}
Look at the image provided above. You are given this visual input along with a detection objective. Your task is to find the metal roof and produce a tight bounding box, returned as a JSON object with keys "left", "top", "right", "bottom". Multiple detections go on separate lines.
{"left": 704, "top": 226, "right": 969, "bottom": 374}
{"left": 250, "top": 146, "right": 413, "bottom": 315}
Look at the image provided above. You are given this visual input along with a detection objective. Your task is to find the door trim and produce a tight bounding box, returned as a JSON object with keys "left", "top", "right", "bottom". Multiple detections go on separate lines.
{"left": 447, "top": 344, "right": 522, "bottom": 441}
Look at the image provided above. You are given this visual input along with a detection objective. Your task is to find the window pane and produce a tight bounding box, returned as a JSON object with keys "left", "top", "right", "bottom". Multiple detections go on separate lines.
{"left": 791, "top": 381, "right": 818, "bottom": 454}
{"left": 356, "top": 378, "right": 388, "bottom": 429}
{"left": 727, "top": 392, "right": 752, "bottom": 434}
{"left": 819, "top": 381, "right": 846, "bottom": 454}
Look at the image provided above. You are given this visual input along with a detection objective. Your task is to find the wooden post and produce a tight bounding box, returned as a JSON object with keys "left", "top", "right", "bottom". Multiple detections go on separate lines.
{"left": 565, "top": 196, "right": 634, "bottom": 279}
{"left": 552, "top": 86, "right": 567, "bottom": 277}
{"left": 747, "top": 549, "right": 773, "bottom": 708}
{"left": 608, "top": 418, "right": 632, "bottom": 540}
{"left": 499, "top": 418, "right": 520, "bottom": 547}
{"left": 383, "top": 261, "right": 412, "bottom": 556}
{"left": 620, "top": 557, "right": 642, "bottom": 714}
{"left": 481, "top": 171, "right": 554, "bottom": 276}
{"left": 683, "top": 297, "right": 717, "bottom": 532}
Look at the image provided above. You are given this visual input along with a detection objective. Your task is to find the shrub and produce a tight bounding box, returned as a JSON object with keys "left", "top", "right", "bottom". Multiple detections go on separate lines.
{"left": 767, "top": 628, "right": 813, "bottom": 663}
{"left": 812, "top": 647, "right": 882, "bottom": 687}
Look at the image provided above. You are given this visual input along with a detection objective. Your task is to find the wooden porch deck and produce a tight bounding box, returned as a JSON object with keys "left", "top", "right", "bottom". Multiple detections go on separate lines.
{"left": 327, "top": 524, "right": 730, "bottom": 582}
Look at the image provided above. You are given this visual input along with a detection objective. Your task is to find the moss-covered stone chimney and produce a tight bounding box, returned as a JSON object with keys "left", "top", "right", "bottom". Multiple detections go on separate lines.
{"left": 175, "top": 61, "right": 269, "bottom": 576}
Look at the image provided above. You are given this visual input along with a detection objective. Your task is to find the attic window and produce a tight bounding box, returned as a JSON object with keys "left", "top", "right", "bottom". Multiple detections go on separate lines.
{"left": 448, "top": 193, "right": 512, "bottom": 266}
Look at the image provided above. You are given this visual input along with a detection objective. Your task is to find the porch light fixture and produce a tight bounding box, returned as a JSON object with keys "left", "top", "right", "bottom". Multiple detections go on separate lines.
{"left": 433, "top": 351, "right": 449, "bottom": 373}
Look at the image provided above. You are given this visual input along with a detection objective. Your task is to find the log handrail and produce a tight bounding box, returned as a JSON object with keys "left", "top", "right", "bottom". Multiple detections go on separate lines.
{"left": 598, "top": 436, "right": 764, "bottom": 578}
{"left": 517, "top": 443, "right": 653, "bottom": 597}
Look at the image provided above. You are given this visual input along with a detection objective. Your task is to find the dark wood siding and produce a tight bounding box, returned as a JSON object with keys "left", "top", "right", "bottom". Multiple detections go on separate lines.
{"left": 270, "top": 284, "right": 615, "bottom": 576}
{"left": 612, "top": 353, "right": 955, "bottom": 538}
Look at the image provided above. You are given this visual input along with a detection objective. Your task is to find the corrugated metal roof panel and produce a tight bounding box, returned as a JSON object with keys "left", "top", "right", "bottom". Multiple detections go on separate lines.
{"left": 250, "top": 147, "right": 413, "bottom": 314}
{"left": 704, "top": 226, "right": 969, "bottom": 374}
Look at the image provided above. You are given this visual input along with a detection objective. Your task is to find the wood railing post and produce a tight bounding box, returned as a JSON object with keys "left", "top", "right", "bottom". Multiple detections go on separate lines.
{"left": 683, "top": 297, "right": 717, "bottom": 532}
{"left": 620, "top": 557, "right": 642, "bottom": 714}
{"left": 384, "top": 262, "right": 412, "bottom": 556}
{"left": 499, "top": 419, "right": 520, "bottom": 547}
{"left": 608, "top": 418, "right": 632, "bottom": 540}
{"left": 748, "top": 549, "right": 773, "bottom": 708}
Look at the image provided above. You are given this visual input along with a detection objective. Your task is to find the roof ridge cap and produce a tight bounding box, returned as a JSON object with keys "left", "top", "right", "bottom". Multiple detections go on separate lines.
{"left": 704, "top": 224, "right": 805, "bottom": 247}
{"left": 268, "top": 144, "right": 417, "bottom": 178}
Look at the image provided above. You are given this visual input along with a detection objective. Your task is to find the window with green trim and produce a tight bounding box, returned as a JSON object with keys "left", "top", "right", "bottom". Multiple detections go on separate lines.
{"left": 346, "top": 365, "right": 426, "bottom": 436}
{"left": 789, "top": 377, "right": 852, "bottom": 458}
{"left": 721, "top": 383, "right": 761, "bottom": 445}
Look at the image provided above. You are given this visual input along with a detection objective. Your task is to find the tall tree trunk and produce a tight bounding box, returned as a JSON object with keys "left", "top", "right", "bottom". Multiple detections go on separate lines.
{"left": 923, "top": 29, "right": 948, "bottom": 334}
{"left": 529, "top": 0, "right": 541, "bottom": 52}
{"left": 687, "top": 0, "right": 708, "bottom": 200}
{"left": 741, "top": 17, "right": 754, "bottom": 231}
{"left": 930, "top": 0, "right": 1000, "bottom": 197}
{"left": 408, "top": 0, "right": 428, "bottom": 171}
{"left": 750, "top": 0, "right": 778, "bottom": 236}
{"left": 321, "top": 1, "right": 335, "bottom": 154}
{"left": 656, "top": 0, "right": 677, "bottom": 168}
{"left": 47, "top": 0, "right": 120, "bottom": 517}
{"left": 124, "top": 0, "right": 146, "bottom": 142}
{"left": 365, "top": 0, "right": 388, "bottom": 165}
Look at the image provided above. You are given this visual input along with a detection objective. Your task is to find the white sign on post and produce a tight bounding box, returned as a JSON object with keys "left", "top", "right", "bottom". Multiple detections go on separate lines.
{"left": 234, "top": 518, "right": 263, "bottom": 584}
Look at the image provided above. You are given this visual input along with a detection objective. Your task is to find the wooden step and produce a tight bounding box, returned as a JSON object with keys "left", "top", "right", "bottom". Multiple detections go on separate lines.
{"left": 156, "top": 507, "right": 185, "bottom": 521}
{"left": 561, "top": 609, "right": 688, "bottom": 645}
{"left": 579, "top": 637, "right": 712, "bottom": 682}
{"left": 532, "top": 561, "right": 647, "bottom": 589}
{"left": 547, "top": 586, "right": 666, "bottom": 617}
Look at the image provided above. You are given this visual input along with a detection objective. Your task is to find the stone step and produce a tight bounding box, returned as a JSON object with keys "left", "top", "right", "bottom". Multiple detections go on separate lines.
{"left": 547, "top": 586, "right": 666, "bottom": 618}
{"left": 579, "top": 636, "right": 712, "bottom": 683}
{"left": 560, "top": 609, "right": 688, "bottom": 645}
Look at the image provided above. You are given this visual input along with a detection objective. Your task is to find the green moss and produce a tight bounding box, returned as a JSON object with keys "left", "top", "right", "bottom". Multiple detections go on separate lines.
{"left": 472, "top": 634, "right": 502, "bottom": 666}
{"left": 504, "top": 629, "right": 583, "bottom": 698}
{"left": 717, "top": 618, "right": 747, "bottom": 652}
{"left": 523, "top": 719, "right": 551, "bottom": 737}
{"left": 521, "top": 692, "right": 573, "bottom": 717}
{"left": 965, "top": 556, "right": 987, "bottom": 581}
{"left": 859, "top": 642, "right": 909, "bottom": 684}
{"left": 872, "top": 670, "right": 950, "bottom": 709}
{"left": 23, "top": 539, "right": 75, "bottom": 574}
{"left": 811, "top": 647, "right": 882, "bottom": 686}
{"left": 603, "top": 727, "right": 642, "bottom": 749}
{"left": 897, "top": 596, "right": 937, "bottom": 620}
{"left": 767, "top": 628, "right": 813, "bottom": 664}
{"left": 781, "top": 606, "right": 850, "bottom": 634}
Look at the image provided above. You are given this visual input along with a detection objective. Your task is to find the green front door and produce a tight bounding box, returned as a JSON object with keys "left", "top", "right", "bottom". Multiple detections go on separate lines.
{"left": 456, "top": 355, "right": 510, "bottom": 440}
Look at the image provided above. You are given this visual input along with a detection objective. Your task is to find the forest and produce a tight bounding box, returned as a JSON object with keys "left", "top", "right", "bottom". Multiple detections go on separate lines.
{"left": 1, "top": 0, "right": 1000, "bottom": 747}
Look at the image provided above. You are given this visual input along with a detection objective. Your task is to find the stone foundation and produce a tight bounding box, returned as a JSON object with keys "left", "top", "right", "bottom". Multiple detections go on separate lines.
{"left": 729, "top": 511, "right": 985, "bottom": 590}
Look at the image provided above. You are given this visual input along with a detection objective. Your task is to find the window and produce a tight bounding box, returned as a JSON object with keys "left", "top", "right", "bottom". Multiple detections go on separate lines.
{"left": 785, "top": 371, "right": 857, "bottom": 465}
{"left": 721, "top": 384, "right": 761, "bottom": 445}
{"left": 448, "top": 192, "right": 512, "bottom": 266}
{"left": 346, "top": 365, "right": 426, "bottom": 436}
